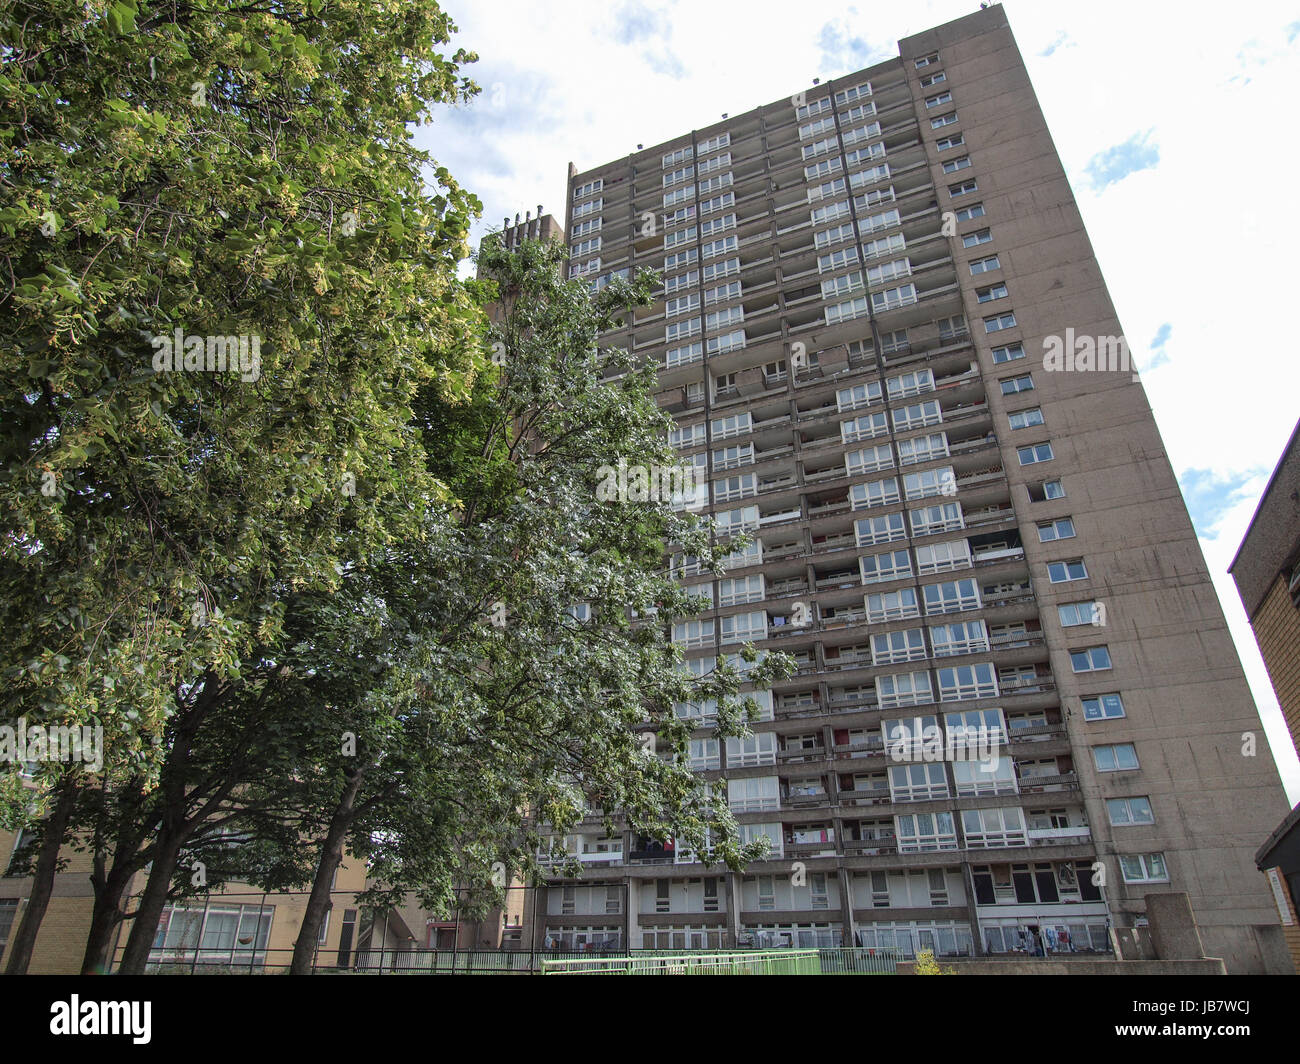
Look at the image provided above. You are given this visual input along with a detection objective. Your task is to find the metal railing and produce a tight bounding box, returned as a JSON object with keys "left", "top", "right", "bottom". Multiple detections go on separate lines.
{"left": 543, "top": 949, "right": 822, "bottom": 975}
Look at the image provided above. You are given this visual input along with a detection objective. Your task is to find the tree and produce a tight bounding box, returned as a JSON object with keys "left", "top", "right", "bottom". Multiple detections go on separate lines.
{"left": 0, "top": 0, "right": 483, "bottom": 813}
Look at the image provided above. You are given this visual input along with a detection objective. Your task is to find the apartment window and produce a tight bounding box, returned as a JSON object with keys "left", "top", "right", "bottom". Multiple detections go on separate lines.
{"left": 877, "top": 672, "right": 934, "bottom": 709}
{"left": 1028, "top": 478, "right": 1066, "bottom": 502}
{"left": 697, "top": 173, "right": 734, "bottom": 196}
{"left": 844, "top": 102, "right": 878, "bottom": 123}
{"left": 666, "top": 341, "right": 703, "bottom": 368}
{"left": 866, "top": 587, "right": 921, "bottom": 622}
{"left": 872, "top": 628, "right": 927, "bottom": 665}
{"left": 666, "top": 317, "right": 701, "bottom": 342}
{"left": 703, "top": 235, "right": 738, "bottom": 259}
{"left": 152, "top": 904, "right": 274, "bottom": 965}
{"left": 861, "top": 207, "right": 901, "bottom": 234}
{"left": 571, "top": 236, "right": 601, "bottom": 257}
{"left": 924, "top": 92, "right": 953, "bottom": 110}
{"left": 712, "top": 443, "right": 754, "bottom": 471}
{"left": 814, "top": 222, "right": 855, "bottom": 249}
{"left": 664, "top": 249, "right": 698, "bottom": 271}
{"left": 961, "top": 807, "right": 1028, "bottom": 849}
{"left": 1058, "top": 601, "right": 1099, "bottom": 627}
{"left": 903, "top": 466, "right": 955, "bottom": 501}
{"left": 1093, "top": 743, "right": 1139, "bottom": 772}
{"left": 1108, "top": 797, "right": 1155, "bottom": 826}
{"left": 663, "top": 186, "right": 692, "bottom": 208}
{"left": 861, "top": 548, "right": 912, "bottom": 584}
{"left": 1119, "top": 853, "right": 1168, "bottom": 884}
{"left": 706, "top": 306, "right": 744, "bottom": 332}
{"left": 886, "top": 367, "right": 934, "bottom": 399}
{"left": 1037, "top": 517, "right": 1075, "bottom": 542}
{"left": 819, "top": 245, "right": 859, "bottom": 273}
{"left": 936, "top": 133, "right": 964, "bottom": 151}
{"left": 889, "top": 762, "right": 948, "bottom": 801}
{"left": 810, "top": 177, "right": 848, "bottom": 205}
{"left": 849, "top": 162, "right": 890, "bottom": 189}
{"left": 1082, "top": 692, "right": 1126, "bottom": 720}
{"left": 834, "top": 81, "right": 872, "bottom": 106}
{"left": 729, "top": 777, "right": 780, "bottom": 813}
{"left": 827, "top": 295, "right": 871, "bottom": 325}
{"left": 856, "top": 510, "right": 909, "bottom": 549}
{"left": 663, "top": 164, "right": 695, "bottom": 188}
{"left": 916, "top": 538, "right": 972, "bottom": 575}
{"left": 662, "top": 145, "right": 692, "bottom": 168}
{"left": 704, "top": 280, "right": 742, "bottom": 307}
{"left": 846, "top": 443, "right": 894, "bottom": 475}
{"left": 1000, "top": 373, "right": 1033, "bottom": 395}
{"left": 1016, "top": 442, "right": 1054, "bottom": 466}
{"left": 672, "top": 619, "right": 714, "bottom": 648}
{"left": 698, "top": 152, "right": 731, "bottom": 176}
{"left": 991, "top": 342, "right": 1025, "bottom": 364}
{"left": 663, "top": 226, "right": 696, "bottom": 250}
{"left": 983, "top": 311, "right": 1017, "bottom": 333}
{"left": 923, "top": 578, "right": 980, "bottom": 615}
{"left": 915, "top": 52, "right": 940, "bottom": 68}
{"left": 570, "top": 217, "right": 601, "bottom": 238}
{"left": 910, "top": 501, "right": 964, "bottom": 536}
{"left": 805, "top": 157, "right": 843, "bottom": 181}
{"left": 892, "top": 399, "right": 943, "bottom": 432}
{"left": 919, "top": 71, "right": 946, "bottom": 87}
{"left": 976, "top": 282, "right": 1008, "bottom": 303}
{"left": 866, "top": 258, "right": 911, "bottom": 287}
{"left": 930, "top": 619, "right": 989, "bottom": 657}
{"left": 1070, "top": 646, "right": 1112, "bottom": 673}
{"left": 1009, "top": 407, "right": 1045, "bottom": 431}
{"left": 700, "top": 191, "right": 735, "bottom": 213}
{"left": 703, "top": 256, "right": 740, "bottom": 282}
{"left": 1046, "top": 558, "right": 1087, "bottom": 583}
{"left": 970, "top": 254, "right": 1000, "bottom": 275}
{"left": 896, "top": 811, "right": 957, "bottom": 852}
{"left": 880, "top": 329, "right": 909, "bottom": 353}
{"left": 954, "top": 203, "right": 985, "bottom": 222}
{"left": 949, "top": 178, "right": 978, "bottom": 197}
{"left": 665, "top": 293, "right": 700, "bottom": 317}
{"left": 863, "top": 231, "right": 906, "bottom": 260}
{"left": 795, "top": 95, "right": 831, "bottom": 120}
{"left": 726, "top": 732, "right": 777, "bottom": 768}
{"left": 842, "top": 411, "right": 888, "bottom": 442}
{"left": 664, "top": 269, "right": 698, "bottom": 295}
{"left": 962, "top": 228, "right": 992, "bottom": 247}
{"left": 850, "top": 476, "right": 901, "bottom": 509}
{"left": 800, "top": 115, "right": 837, "bottom": 140}
{"left": 699, "top": 131, "right": 730, "bottom": 154}
{"left": 573, "top": 178, "right": 602, "bottom": 200}
{"left": 941, "top": 155, "right": 972, "bottom": 174}
{"left": 822, "top": 271, "right": 865, "bottom": 299}
{"left": 897, "top": 432, "right": 949, "bottom": 466}
{"left": 931, "top": 112, "right": 959, "bottom": 129}
{"left": 937, "top": 662, "right": 998, "bottom": 701}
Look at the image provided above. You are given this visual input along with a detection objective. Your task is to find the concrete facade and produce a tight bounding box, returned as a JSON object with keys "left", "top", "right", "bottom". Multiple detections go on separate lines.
{"left": 534, "top": 4, "right": 1293, "bottom": 972}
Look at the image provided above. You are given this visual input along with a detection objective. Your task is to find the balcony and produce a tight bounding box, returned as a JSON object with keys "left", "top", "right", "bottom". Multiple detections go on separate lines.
{"left": 1027, "top": 825, "right": 1092, "bottom": 845}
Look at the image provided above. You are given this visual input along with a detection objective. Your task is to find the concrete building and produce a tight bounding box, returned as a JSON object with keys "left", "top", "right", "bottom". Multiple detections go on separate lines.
{"left": 1230, "top": 418, "right": 1300, "bottom": 971}
{"left": 534, "top": 4, "right": 1293, "bottom": 972}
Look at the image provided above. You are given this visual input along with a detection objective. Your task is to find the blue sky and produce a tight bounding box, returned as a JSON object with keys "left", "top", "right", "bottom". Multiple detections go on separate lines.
{"left": 416, "top": 0, "right": 1300, "bottom": 801}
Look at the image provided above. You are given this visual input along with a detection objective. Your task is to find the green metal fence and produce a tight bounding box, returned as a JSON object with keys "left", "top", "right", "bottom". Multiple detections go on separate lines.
{"left": 542, "top": 949, "right": 823, "bottom": 975}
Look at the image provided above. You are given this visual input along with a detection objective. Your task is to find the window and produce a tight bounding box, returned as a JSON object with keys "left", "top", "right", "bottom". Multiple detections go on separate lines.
{"left": 865, "top": 587, "right": 921, "bottom": 622}
{"left": 872, "top": 628, "right": 927, "bottom": 665}
{"left": 706, "top": 305, "right": 744, "bottom": 331}
{"left": 949, "top": 178, "right": 978, "bottom": 197}
{"left": 889, "top": 762, "right": 948, "bottom": 801}
{"left": 726, "top": 732, "right": 777, "bottom": 767}
{"left": 1028, "top": 478, "right": 1066, "bottom": 502}
{"left": 860, "top": 548, "right": 912, "bottom": 584}
{"left": 822, "top": 271, "right": 865, "bottom": 299}
{"left": 700, "top": 191, "right": 735, "bottom": 214}
{"left": 819, "top": 245, "right": 859, "bottom": 273}
{"left": 991, "top": 342, "right": 1025, "bottom": 364}
{"left": 570, "top": 217, "right": 601, "bottom": 238}
{"left": 1070, "top": 646, "right": 1112, "bottom": 673}
{"left": 664, "top": 249, "right": 697, "bottom": 271}
{"left": 923, "top": 578, "right": 980, "bottom": 615}
{"left": 1008, "top": 407, "right": 1045, "bottom": 431}
{"left": 863, "top": 232, "right": 906, "bottom": 260}
{"left": 897, "top": 432, "right": 949, "bottom": 466}
{"left": 954, "top": 203, "right": 985, "bottom": 222}
{"left": 896, "top": 811, "right": 957, "bottom": 852}
{"left": 860, "top": 207, "right": 901, "bottom": 234}
{"left": 571, "top": 236, "right": 601, "bottom": 257}
{"left": 704, "top": 280, "right": 742, "bottom": 307}
{"left": 936, "top": 133, "right": 964, "bottom": 151}
{"left": 573, "top": 178, "right": 602, "bottom": 200}
{"left": 795, "top": 95, "right": 831, "bottom": 120}
{"left": 729, "top": 776, "right": 780, "bottom": 813}
{"left": 941, "top": 155, "right": 972, "bottom": 174}
{"left": 983, "top": 311, "right": 1017, "bottom": 333}
{"left": 702, "top": 235, "right": 738, "bottom": 259}
{"left": 842, "top": 412, "right": 888, "bottom": 443}
{"left": 850, "top": 476, "right": 900, "bottom": 509}
{"left": 697, "top": 173, "right": 734, "bottom": 196}
{"left": 1047, "top": 558, "right": 1087, "bottom": 583}
{"left": 924, "top": 91, "right": 953, "bottom": 109}
{"left": 826, "top": 295, "right": 870, "bottom": 325}
{"left": 976, "top": 282, "right": 1008, "bottom": 303}
{"left": 937, "top": 662, "right": 998, "bottom": 701}
{"left": 805, "top": 157, "right": 843, "bottom": 181}
{"left": 662, "top": 145, "right": 692, "bottom": 168}
{"left": 929, "top": 619, "right": 988, "bottom": 657}
{"left": 886, "top": 368, "right": 934, "bottom": 399}
{"left": 846, "top": 443, "right": 894, "bottom": 475}
{"left": 970, "top": 254, "right": 1000, "bottom": 275}
{"left": 1037, "top": 517, "right": 1075, "bottom": 542}
{"left": 666, "top": 341, "right": 703, "bottom": 368}
{"left": 666, "top": 293, "right": 700, "bottom": 317}
{"left": 866, "top": 258, "right": 911, "bottom": 287}
{"left": 931, "top": 112, "right": 959, "bottom": 129}
{"left": 919, "top": 71, "right": 947, "bottom": 87}
{"left": 1000, "top": 373, "right": 1033, "bottom": 395}
{"left": 915, "top": 53, "right": 940, "bottom": 68}
{"left": 1058, "top": 601, "right": 1099, "bottom": 627}
{"left": 1107, "top": 797, "right": 1155, "bottom": 826}
{"left": 961, "top": 807, "right": 1027, "bottom": 849}
{"left": 857, "top": 511, "right": 907, "bottom": 546}
{"left": 663, "top": 226, "right": 696, "bottom": 249}
{"left": 151, "top": 904, "right": 274, "bottom": 966}
{"left": 1119, "top": 853, "right": 1168, "bottom": 884}
{"left": 892, "top": 399, "right": 943, "bottom": 432}
{"left": 703, "top": 256, "right": 740, "bottom": 282}
{"left": 962, "top": 228, "right": 992, "bottom": 247}
{"left": 910, "top": 501, "right": 964, "bottom": 536}
{"left": 915, "top": 538, "right": 972, "bottom": 575}
{"left": 903, "top": 466, "right": 955, "bottom": 501}
{"left": 699, "top": 131, "right": 730, "bottom": 154}
{"left": 663, "top": 164, "right": 695, "bottom": 188}
{"left": 814, "top": 221, "right": 856, "bottom": 249}
{"left": 1016, "top": 442, "right": 1054, "bottom": 466}
{"left": 1082, "top": 692, "right": 1126, "bottom": 720}
{"left": 835, "top": 82, "right": 872, "bottom": 106}
{"left": 1093, "top": 743, "right": 1139, "bottom": 772}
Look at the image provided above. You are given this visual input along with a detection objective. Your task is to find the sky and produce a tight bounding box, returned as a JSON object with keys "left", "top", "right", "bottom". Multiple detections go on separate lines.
{"left": 414, "top": 0, "right": 1300, "bottom": 803}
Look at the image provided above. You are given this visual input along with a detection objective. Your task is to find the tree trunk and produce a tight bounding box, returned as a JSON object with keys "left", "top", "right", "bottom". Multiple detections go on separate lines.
{"left": 3, "top": 779, "right": 78, "bottom": 974}
{"left": 114, "top": 828, "right": 184, "bottom": 975}
{"left": 81, "top": 865, "right": 134, "bottom": 975}
{"left": 289, "top": 767, "right": 365, "bottom": 975}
